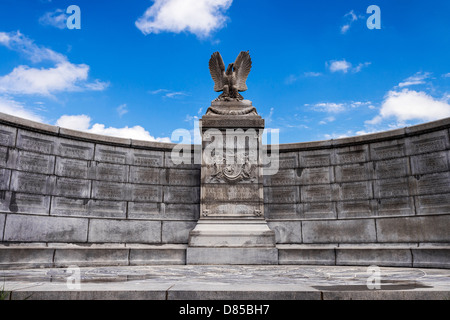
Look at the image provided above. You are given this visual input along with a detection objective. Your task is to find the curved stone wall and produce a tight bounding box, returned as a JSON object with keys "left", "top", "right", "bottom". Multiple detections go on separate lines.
{"left": 0, "top": 111, "right": 449, "bottom": 268}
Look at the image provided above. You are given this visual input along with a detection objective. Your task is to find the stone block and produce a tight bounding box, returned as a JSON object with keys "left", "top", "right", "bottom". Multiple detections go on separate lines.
{"left": 16, "top": 129, "right": 56, "bottom": 154}
{"left": 129, "top": 166, "right": 164, "bottom": 184}
{"left": 377, "top": 197, "right": 414, "bottom": 217}
{"left": 94, "top": 144, "right": 131, "bottom": 164}
{"left": 186, "top": 247, "right": 278, "bottom": 264}
{"left": 128, "top": 202, "right": 161, "bottom": 219}
{"left": 88, "top": 219, "right": 161, "bottom": 243}
{"left": 0, "top": 168, "right": 11, "bottom": 190}
{"left": 412, "top": 248, "right": 450, "bottom": 268}
{"left": 336, "top": 248, "right": 412, "bottom": 267}
{"left": 132, "top": 149, "right": 164, "bottom": 167}
{"left": 264, "top": 169, "right": 299, "bottom": 186}
{"left": 165, "top": 149, "right": 199, "bottom": 169}
{"left": 299, "top": 149, "right": 332, "bottom": 167}
{"left": 10, "top": 171, "right": 54, "bottom": 195}
{"left": 88, "top": 200, "right": 127, "bottom": 218}
{"left": 410, "top": 151, "right": 449, "bottom": 175}
{"left": 278, "top": 247, "right": 336, "bottom": 265}
{"left": 406, "top": 130, "right": 450, "bottom": 155}
{"left": 267, "top": 221, "right": 302, "bottom": 243}
{"left": 54, "top": 177, "right": 91, "bottom": 198}
{"left": 370, "top": 139, "right": 406, "bottom": 160}
{"left": 129, "top": 246, "right": 186, "bottom": 265}
{"left": 302, "top": 219, "right": 377, "bottom": 243}
{"left": 0, "top": 213, "right": 4, "bottom": 240}
{"left": 264, "top": 186, "right": 299, "bottom": 204}
{"left": 332, "top": 145, "right": 369, "bottom": 164}
{"left": 55, "top": 157, "right": 90, "bottom": 179}
{"left": 374, "top": 177, "right": 410, "bottom": 198}
{"left": 92, "top": 181, "right": 128, "bottom": 200}
{"left": 268, "top": 152, "right": 298, "bottom": 169}
{"left": 339, "top": 181, "right": 372, "bottom": 200}
{"left": 94, "top": 162, "right": 128, "bottom": 182}
{"left": 8, "top": 192, "right": 50, "bottom": 215}
{"left": 0, "top": 146, "right": 10, "bottom": 167}
{"left": 335, "top": 163, "right": 372, "bottom": 182}
{"left": 54, "top": 248, "right": 129, "bottom": 267}
{"left": 164, "top": 204, "right": 199, "bottom": 220}
{"left": 202, "top": 202, "right": 261, "bottom": 217}
{"left": 412, "top": 172, "right": 450, "bottom": 195}
{"left": 0, "top": 248, "right": 55, "bottom": 268}
{"left": 376, "top": 215, "right": 450, "bottom": 242}
{"left": 302, "top": 202, "right": 336, "bottom": 219}
{"left": 167, "top": 169, "right": 200, "bottom": 186}
{"left": 265, "top": 203, "right": 300, "bottom": 219}
{"left": 4, "top": 214, "right": 88, "bottom": 242}
{"left": 301, "top": 184, "right": 333, "bottom": 202}
{"left": 16, "top": 150, "right": 55, "bottom": 175}
{"left": 0, "top": 124, "right": 17, "bottom": 147}
{"left": 130, "top": 184, "right": 162, "bottom": 202}
{"left": 51, "top": 197, "right": 126, "bottom": 218}
{"left": 373, "top": 157, "right": 409, "bottom": 179}
{"left": 162, "top": 221, "right": 197, "bottom": 244}
{"left": 337, "top": 200, "right": 376, "bottom": 218}
{"left": 166, "top": 186, "right": 200, "bottom": 204}
{"left": 56, "top": 137, "right": 95, "bottom": 160}
{"left": 298, "top": 166, "right": 333, "bottom": 185}
{"left": 415, "top": 193, "right": 450, "bottom": 215}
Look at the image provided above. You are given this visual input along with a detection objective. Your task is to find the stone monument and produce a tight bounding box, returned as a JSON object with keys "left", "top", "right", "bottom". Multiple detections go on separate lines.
{"left": 186, "top": 51, "right": 278, "bottom": 264}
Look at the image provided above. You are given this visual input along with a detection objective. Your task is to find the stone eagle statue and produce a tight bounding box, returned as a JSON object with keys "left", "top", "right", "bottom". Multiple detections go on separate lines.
{"left": 209, "top": 51, "right": 252, "bottom": 101}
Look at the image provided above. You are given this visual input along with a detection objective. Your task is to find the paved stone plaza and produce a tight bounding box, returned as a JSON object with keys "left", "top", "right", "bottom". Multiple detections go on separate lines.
{"left": 2, "top": 265, "right": 450, "bottom": 300}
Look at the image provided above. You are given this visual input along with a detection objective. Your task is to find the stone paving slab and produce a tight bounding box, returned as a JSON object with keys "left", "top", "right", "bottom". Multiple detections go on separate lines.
{"left": 1, "top": 265, "right": 450, "bottom": 300}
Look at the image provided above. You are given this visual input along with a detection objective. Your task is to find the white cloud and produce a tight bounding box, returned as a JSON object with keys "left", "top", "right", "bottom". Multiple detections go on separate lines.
{"left": 304, "top": 72, "right": 322, "bottom": 77}
{"left": 319, "top": 116, "right": 335, "bottom": 125}
{"left": 39, "top": 9, "right": 67, "bottom": 29}
{"left": 310, "top": 102, "right": 346, "bottom": 113}
{"left": 0, "top": 31, "right": 108, "bottom": 96}
{"left": 398, "top": 72, "right": 431, "bottom": 88}
{"left": 56, "top": 114, "right": 171, "bottom": 142}
{"left": 353, "top": 62, "right": 371, "bottom": 73}
{"left": 328, "top": 60, "right": 352, "bottom": 73}
{"left": 340, "top": 10, "right": 363, "bottom": 34}
{"left": 116, "top": 104, "right": 128, "bottom": 117}
{"left": 135, "top": 0, "right": 233, "bottom": 38}
{"left": 367, "top": 89, "right": 450, "bottom": 124}
{"left": 149, "top": 88, "right": 187, "bottom": 98}
{"left": 442, "top": 73, "right": 450, "bottom": 78}
{"left": 0, "top": 96, "right": 44, "bottom": 122}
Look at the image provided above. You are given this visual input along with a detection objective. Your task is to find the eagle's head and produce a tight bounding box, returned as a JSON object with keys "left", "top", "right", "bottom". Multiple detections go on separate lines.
{"left": 226, "top": 63, "right": 234, "bottom": 75}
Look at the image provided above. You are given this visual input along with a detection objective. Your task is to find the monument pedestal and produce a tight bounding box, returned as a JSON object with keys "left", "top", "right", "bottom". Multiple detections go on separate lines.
{"left": 187, "top": 100, "right": 277, "bottom": 265}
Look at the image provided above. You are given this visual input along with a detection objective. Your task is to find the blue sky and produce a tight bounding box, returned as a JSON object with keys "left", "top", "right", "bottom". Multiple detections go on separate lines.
{"left": 0, "top": 0, "right": 449, "bottom": 144}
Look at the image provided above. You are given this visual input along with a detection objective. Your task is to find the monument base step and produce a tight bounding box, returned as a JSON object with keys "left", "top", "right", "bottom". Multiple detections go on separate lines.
{"left": 186, "top": 247, "right": 278, "bottom": 265}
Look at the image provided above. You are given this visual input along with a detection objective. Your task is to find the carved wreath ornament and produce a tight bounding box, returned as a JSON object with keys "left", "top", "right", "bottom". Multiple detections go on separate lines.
{"left": 208, "top": 154, "right": 256, "bottom": 183}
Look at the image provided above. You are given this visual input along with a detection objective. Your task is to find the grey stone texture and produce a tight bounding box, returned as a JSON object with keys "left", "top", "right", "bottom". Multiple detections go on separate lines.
{"left": 0, "top": 112, "right": 450, "bottom": 268}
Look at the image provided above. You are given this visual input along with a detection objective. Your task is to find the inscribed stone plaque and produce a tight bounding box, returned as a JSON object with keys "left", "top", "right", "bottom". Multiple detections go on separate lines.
{"left": 416, "top": 194, "right": 450, "bottom": 215}
{"left": 92, "top": 181, "right": 127, "bottom": 200}
{"left": 95, "top": 145, "right": 129, "bottom": 164}
{"left": 370, "top": 140, "right": 406, "bottom": 160}
{"left": 337, "top": 200, "right": 374, "bottom": 218}
{"left": 264, "top": 186, "right": 299, "bottom": 204}
{"left": 130, "top": 184, "right": 162, "bottom": 202}
{"left": 266, "top": 169, "right": 297, "bottom": 186}
{"left": 128, "top": 202, "right": 160, "bottom": 219}
{"left": 335, "top": 163, "right": 371, "bottom": 182}
{"left": 333, "top": 145, "right": 368, "bottom": 164}
{"left": 129, "top": 166, "right": 162, "bottom": 184}
{"left": 10, "top": 171, "right": 53, "bottom": 194}
{"left": 55, "top": 157, "right": 89, "bottom": 179}
{"left": 340, "top": 181, "right": 372, "bottom": 200}
{"left": 410, "top": 151, "right": 449, "bottom": 175}
{"left": 414, "top": 172, "right": 450, "bottom": 195}
{"left": 9, "top": 192, "right": 50, "bottom": 215}
{"left": 377, "top": 197, "right": 414, "bottom": 216}
{"left": 55, "top": 177, "right": 91, "bottom": 198}
{"left": 265, "top": 203, "right": 299, "bottom": 219}
{"left": 17, "top": 150, "right": 55, "bottom": 175}
{"left": 299, "top": 167, "right": 332, "bottom": 185}
{"left": 0, "top": 124, "right": 16, "bottom": 147}
{"left": 204, "top": 185, "right": 259, "bottom": 202}
{"left": 132, "top": 150, "right": 164, "bottom": 167}
{"left": 374, "top": 178, "right": 409, "bottom": 198}
{"left": 301, "top": 184, "right": 332, "bottom": 202}
{"left": 57, "top": 138, "right": 94, "bottom": 160}
{"left": 17, "top": 130, "right": 55, "bottom": 154}
{"left": 94, "top": 162, "right": 128, "bottom": 182}
{"left": 407, "top": 131, "right": 449, "bottom": 155}
{"left": 167, "top": 169, "right": 200, "bottom": 186}
{"left": 203, "top": 202, "right": 260, "bottom": 216}
{"left": 374, "top": 157, "right": 409, "bottom": 179}
{"left": 299, "top": 150, "right": 332, "bottom": 167}
{"left": 302, "top": 202, "right": 336, "bottom": 219}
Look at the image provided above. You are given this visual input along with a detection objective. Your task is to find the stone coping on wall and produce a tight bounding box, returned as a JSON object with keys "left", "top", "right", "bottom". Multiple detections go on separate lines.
{"left": 2, "top": 111, "right": 449, "bottom": 152}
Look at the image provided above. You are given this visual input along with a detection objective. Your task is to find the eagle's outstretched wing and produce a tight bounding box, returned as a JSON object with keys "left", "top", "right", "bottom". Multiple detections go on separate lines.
{"left": 209, "top": 52, "right": 225, "bottom": 92}
{"left": 234, "top": 51, "right": 252, "bottom": 92}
